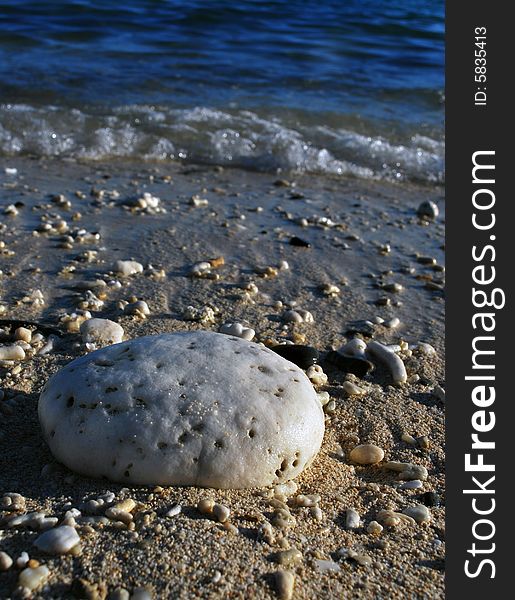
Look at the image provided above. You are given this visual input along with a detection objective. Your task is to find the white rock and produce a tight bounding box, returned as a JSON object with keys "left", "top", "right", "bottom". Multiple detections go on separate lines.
{"left": 219, "top": 322, "right": 255, "bottom": 341}
{"left": 403, "top": 504, "right": 431, "bottom": 524}
{"left": 338, "top": 338, "right": 367, "bottom": 359}
{"left": 38, "top": 331, "right": 324, "bottom": 488}
{"left": 399, "top": 479, "right": 423, "bottom": 490}
{"left": 0, "top": 551, "right": 13, "bottom": 570}
{"left": 345, "top": 509, "right": 360, "bottom": 529}
{"left": 114, "top": 260, "right": 144, "bottom": 277}
{"left": 18, "top": 566, "right": 50, "bottom": 592}
{"left": 33, "top": 525, "right": 80, "bottom": 554}
{"left": 367, "top": 340, "right": 407, "bottom": 385}
{"left": 0, "top": 345, "right": 25, "bottom": 361}
{"left": 80, "top": 319, "right": 124, "bottom": 347}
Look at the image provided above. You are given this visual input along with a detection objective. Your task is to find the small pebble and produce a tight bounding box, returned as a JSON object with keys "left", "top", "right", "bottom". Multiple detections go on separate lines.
{"left": 403, "top": 504, "right": 431, "bottom": 524}
{"left": 417, "top": 200, "right": 439, "bottom": 220}
{"left": 114, "top": 260, "right": 144, "bottom": 277}
{"left": 274, "top": 570, "right": 295, "bottom": 599}
{"left": 349, "top": 444, "right": 385, "bottom": 465}
{"left": 366, "top": 521, "right": 383, "bottom": 536}
{"left": 33, "top": 525, "right": 80, "bottom": 554}
{"left": 197, "top": 498, "right": 214, "bottom": 514}
{"left": 212, "top": 504, "right": 230, "bottom": 523}
{"left": 275, "top": 548, "right": 302, "bottom": 567}
{"left": 18, "top": 566, "right": 50, "bottom": 592}
{"left": 0, "top": 551, "right": 13, "bottom": 571}
{"left": 345, "top": 509, "right": 360, "bottom": 529}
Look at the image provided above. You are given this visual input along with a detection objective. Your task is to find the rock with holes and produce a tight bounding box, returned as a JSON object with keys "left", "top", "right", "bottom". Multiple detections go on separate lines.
{"left": 38, "top": 331, "right": 324, "bottom": 488}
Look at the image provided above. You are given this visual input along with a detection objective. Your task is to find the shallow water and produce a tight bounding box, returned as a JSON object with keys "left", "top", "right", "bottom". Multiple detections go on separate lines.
{"left": 0, "top": 0, "right": 444, "bottom": 182}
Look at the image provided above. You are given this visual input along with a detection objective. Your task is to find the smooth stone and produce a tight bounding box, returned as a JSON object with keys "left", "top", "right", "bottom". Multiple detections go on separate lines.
{"left": 114, "top": 260, "right": 143, "bottom": 277}
{"left": 399, "top": 479, "right": 423, "bottom": 490}
{"left": 417, "top": 200, "right": 439, "bottom": 220}
{"left": 271, "top": 345, "right": 319, "bottom": 369}
{"left": 39, "top": 331, "right": 324, "bottom": 488}
{"left": 34, "top": 525, "right": 80, "bottom": 554}
{"left": 349, "top": 444, "right": 384, "bottom": 465}
{"left": 403, "top": 504, "right": 431, "bottom": 524}
{"left": 219, "top": 322, "right": 255, "bottom": 341}
{"left": 80, "top": 318, "right": 124, "bottom": 347}
{"left": 345, "top": 509, "right": 360, "bottom": 529}
{"left": 326, "top": 350, "right": 374, "bottom": 377}
{"left": 18, "top": 566, "right": 50, "bottom": 592}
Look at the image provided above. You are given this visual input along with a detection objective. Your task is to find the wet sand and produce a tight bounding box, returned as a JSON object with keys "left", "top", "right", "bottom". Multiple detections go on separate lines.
{"left": 0, "top": 157, "right": 444, "bottom": 599}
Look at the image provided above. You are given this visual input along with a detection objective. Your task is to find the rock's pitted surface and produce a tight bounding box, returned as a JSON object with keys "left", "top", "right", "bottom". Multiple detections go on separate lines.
{"left": 39, "top": 332, "right": 324, "bottom": 488}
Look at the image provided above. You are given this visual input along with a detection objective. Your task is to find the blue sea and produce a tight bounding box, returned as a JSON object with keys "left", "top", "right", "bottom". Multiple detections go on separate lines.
{"left": 0, "top": 0, "right": 444, "bottom": 183}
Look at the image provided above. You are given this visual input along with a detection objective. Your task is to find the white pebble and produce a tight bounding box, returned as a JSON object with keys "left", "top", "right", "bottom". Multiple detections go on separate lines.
{"left": 114, "top": 260, "right": 144, "bottom": 277}
{"left": 80, "top": 318, "right": 124, "bottom": 347}
{"left": 18, "top": 566, "right": 50, "bottom": 592}
{"left": 219, "top": 322, "right": 255, "bottom": 341}
{"left": 34, "top": 525, "right": 80, "bottom": 554}
{"left": 0, "top": 345, "right": 25, "bottom": 361}
{"left": 367, "top": 340, "right": 407, "bottom": 385}
{"left": 0, "top": 551, "right": 13, "bottom": 571}
{"left": 345, "top": 509, "right": 360, "bottom": 529}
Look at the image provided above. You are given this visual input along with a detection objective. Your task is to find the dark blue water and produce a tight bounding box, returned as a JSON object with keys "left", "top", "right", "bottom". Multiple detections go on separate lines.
{"left": 0, "top": 0, "right": 444, "bottom": 182}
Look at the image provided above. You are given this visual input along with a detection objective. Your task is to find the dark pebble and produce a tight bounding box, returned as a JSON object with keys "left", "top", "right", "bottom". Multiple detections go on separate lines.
{"left": 289, "top": 236, "right": 311, "bottom": 248}
{"left": 326, "top": 350, "right": 374, "bottom": 378}
{"left": 421, "top": 491, "right": 440, "bottom": 507}
{"left": 272, "top": 345, "right": 319, "bottom": 369}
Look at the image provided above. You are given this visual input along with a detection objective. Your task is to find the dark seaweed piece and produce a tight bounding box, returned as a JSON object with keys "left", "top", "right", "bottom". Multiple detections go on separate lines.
{"left": 272, "top": 345, "right": 319, "bottom": 369}
{"left": 289, "top": 236, "right": 311, "bottom": 248}
{"left": 325, "top": 350, "right": 374, "bottom": 378}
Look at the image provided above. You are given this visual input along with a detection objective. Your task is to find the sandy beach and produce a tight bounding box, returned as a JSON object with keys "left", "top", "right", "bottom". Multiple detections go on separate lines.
{"left": 0, "top": 157, "right": 444, "bottom": 599}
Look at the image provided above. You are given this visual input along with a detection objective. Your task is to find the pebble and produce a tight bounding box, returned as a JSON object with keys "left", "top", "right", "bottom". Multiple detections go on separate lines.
{"left": 18, "top": 566, "right": 50, "bottom": 592}
{"left": 197, "top": 498, "right": 215, "bottom": 514}
{"left": 399, "top": 479, "right": 423, "bottom": 490}
{"left": 342, "top": 381, "right": 366, "bottom": 396}
{"left": 403, "top": 504, "right": 431, "bottom": 524}
{"left": 219, "top": 322, "right": 255, "bottom": 341}
{"left": 0, "top": 551, "right": 13, "bottom": 571}
{"left": 124, "top": 300, "right": 150, "bottom": 317}
{"left": 366, "top": 340, "right": 407, "bottom": 385}
{"left": 271, "top": 344, "right": 319, "bottom": 369}
{"left": 39, "top": 331, "right": 324, "bottom": 488}
{"left": 114, "top": 260, "right": 144, "bottom": 277}
{"left": 384, "top": 317, "right": 400, "bottom": 329}
{"left": 306, "top": 364, "right": 328, "bottom": 385}
{"left": 366, "top": 521, "right": 383, "bottom": 536}
{"left": 384, "top": 461, "right": 428, "bottom": 481}
{"left": 274, "top": 570, "right": 295, "bottom": 599}
{"left": 315, "top": 559, "right": 341, "bottom": 572}
{"left": 16, "top": 552, "right": 30, "bottom": 568}
{"left": 0, "top": 344, "right": 25, "bottom": 361}
{"left": 345, "top": 509, "right": 360, "bottom": 529}
{"left": 212, "top": 504, "right": 230, "bottom": 523}
{"left": 275, "top": 548, "right": 302, "bottom": 567}
{"left": 80, "top": 318, "right": 124, "bottom": 347}
{"left": 349, "top": 444, "right": 385, "bottom": 465}
{"left": 33, "top": 525, "right": 80, "bottom": 554}
{"left": 165, "top": 504, "right": 182, "bottom": 517}
{"left": 14, "top": 327, "right": 32, "bottom": 343}
{"left": 417, "top": 200, "right": 439, "bottom": 220}
{"left": 109, "top": 589, "right": 130, "bottom": 600}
